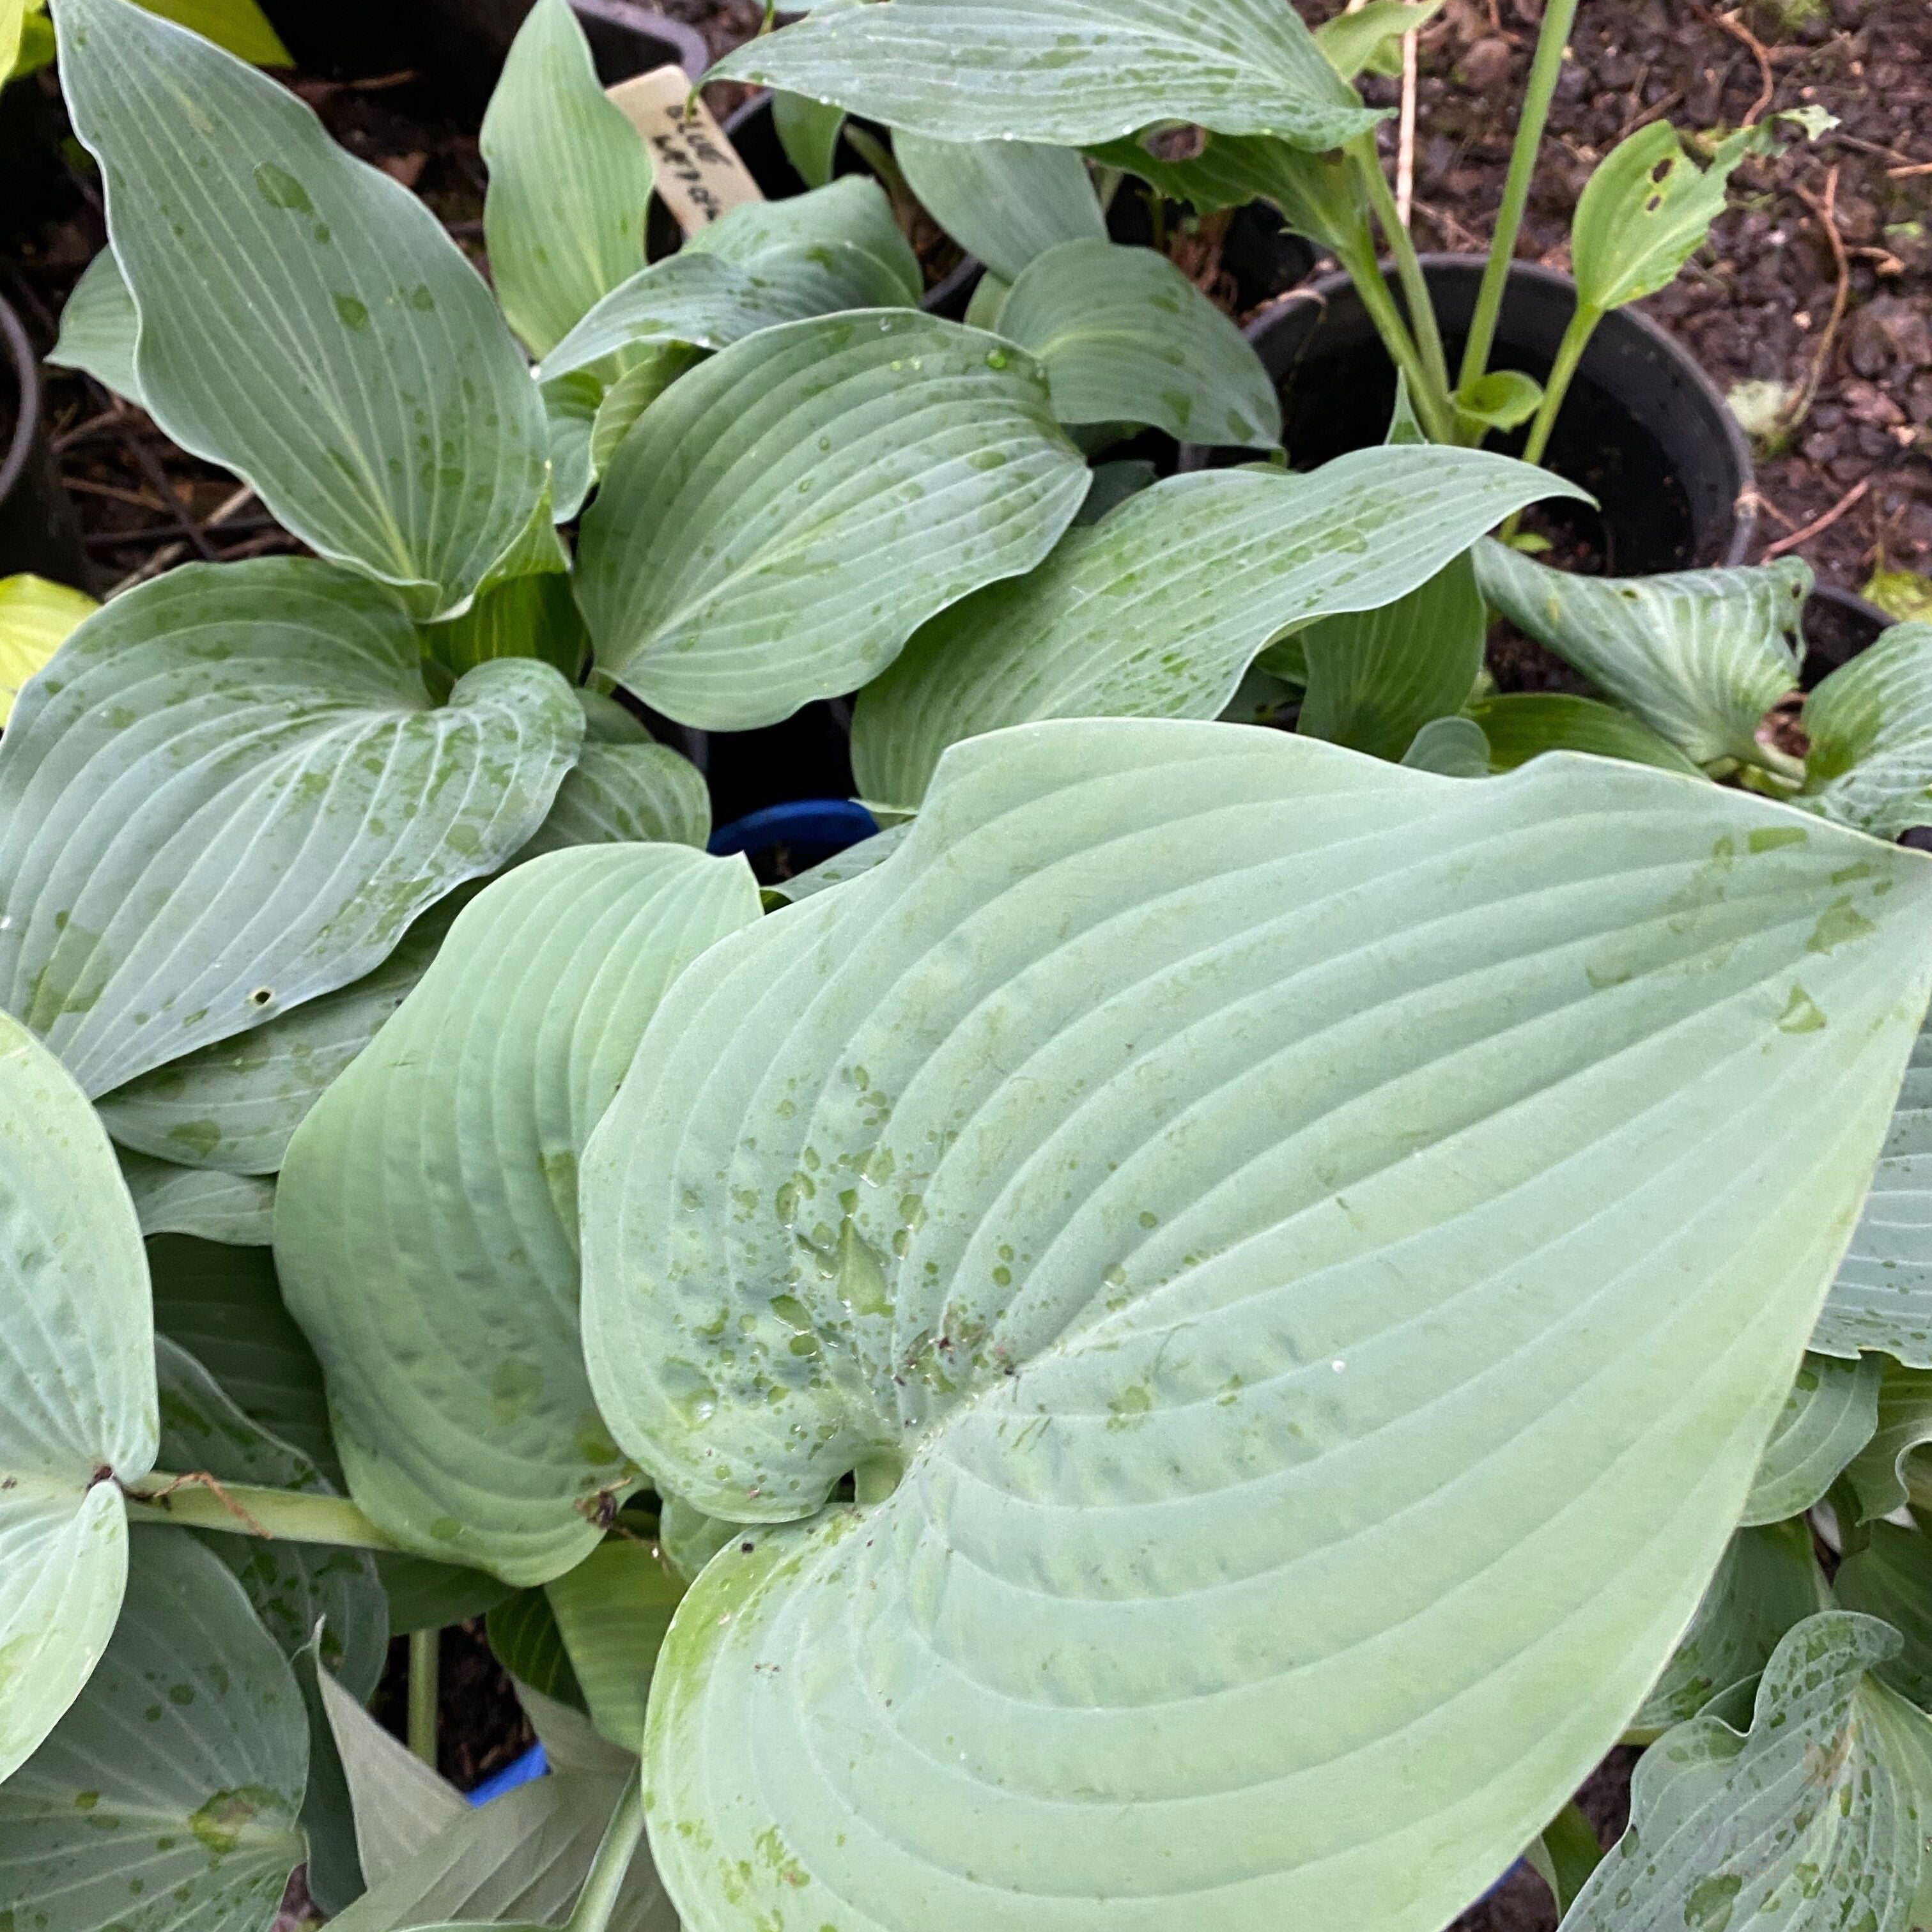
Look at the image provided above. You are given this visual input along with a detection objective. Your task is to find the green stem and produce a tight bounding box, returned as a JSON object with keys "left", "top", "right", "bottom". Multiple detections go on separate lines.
{"left": 1338, "top": 241, "right": 1457, "bottom": 445}
{"left": 1354, "top": 140, "right": 1453, "bottom": 408}
{"left": 1459, "top": 0, "right": 1582, "bottom": 398}
{"left": 566, "top": 1773, "right": 647, "bottom": 1932}
{"left": 408, "top": 1628, "right": 440, "bottom": 1768}
{"left": 1499, "top": 300, "right": 1599, "bottom": 540}
{"left": 123, "top": 1475, "right": 405, "bottom": 1551}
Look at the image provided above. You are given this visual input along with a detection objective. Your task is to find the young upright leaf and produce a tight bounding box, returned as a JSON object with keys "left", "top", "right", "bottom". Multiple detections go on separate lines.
{"left": 1402, "top": 714, "right": 1491, "bottom": 777}
{"left": 545, "top": 1542, "right": 685, "bottom": 1750}
{"left": 1817, "top": 1003, "right": 1932, "bottom": 1366}
{"left": 1315, "top": 0, "right": 1448, "bottom": 80}
{"left": 1800, "top": 622, "right": 1932, "bottom": 838}
{"left": 0, "top": 1013, "right": 155, "bottom": 1784}
{"left": 710, "top": 0, "right": 1379, "bottom": 152}
{"left": 1296, "top": 550, "right": 1485, "bottom": 763}
{"left": 56, "top": 0, "right": 548, "bottom": 617}
{"left": 1572, "top": 122, "right": 1767, "bottom": 315}
{"left": 895, "top": 132, "right": 1105, "bottom": 281}
{"left": 994, "top": 238, "right": 1281, "bottom": 447}
{"left": 120, "top": 1152, "right": 277, "bottom": 1244}
{"left": 481, "top": 0, "right": 652, "bottom": 359}
{"left": 1473, "top": 540, "right": 1808, "bottom": 770}
{"left": 141, "top": 0, "right": 290, "bottom": 65}
{"left": 1842, "top": 1360, "right": 1932, "bottom": 1523}
{"left": 424, "top": 569, "right": 589, "bottom": 681}
{"left": 1837, "top": 1519, "right": 1932, "bottom": 1709}
{"left": 580, "top": 718, "right": 1932, "bottom": 1932}
{"left": 100, "top": 896, "right": 464, "bottom": 1176}
{"left": 325, "top": 1774, "right": 675, "bottom": 1932}
{"left": 277, "top": 847, "right": 762, "bottom": 1584}
{"left": 1568, "top": 1613, "right": 1932, "bottom": 1932}
{"left": 577, "top": 311, "right": 1090, "bottom": 730}
{"left": 1627, "top": 1520, "right": 1825, "bottom": 1741}
{"left": 0, "top": 573, "right": 96, "bottom": 724}
{"left": 773, "top": 89, "right": 847, "bottom": 188}
{"left": 683, "top": 174, "right": 923, "bottom": 302}
{"left": 1465, "top": 693, "right": 1706, "bottom": 777}
{"left": 1740, "top": 1350, "right": 1883, "bottom": 1527}
{"left": 0, "top": 560, "right": 582, "bottom": 1095}
{"left": 851, "top": 449, "right": 1582, "bottom": 810}
{"left": 0, "top": 1529, "right": 309, "bottom": 1932}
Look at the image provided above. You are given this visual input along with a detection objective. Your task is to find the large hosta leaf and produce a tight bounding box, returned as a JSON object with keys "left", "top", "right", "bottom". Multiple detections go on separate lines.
{"left": 0, "top": 559, "right": 582, "bottom": 1096}
{"left": 994, "top": 238, "right": 1280, "bottom": 448}
{"left": 1815, "top": 1003, "right": 1932, "bottom": 1366}
{"left": 576, "top": 311, "right": 1089, "bottom": 730}
{"left": 1472, "top": 540, "right": 1808, "bottom": 770}
{"left": 1627, "top": 1520, "right": 1825, "bottom": 1740}
{"left": 1740, "top": 1350, "right": 1882, "bottom": 1527}
{"left": 546, "top": 1542, "right": 684, "bottom": 1750}
{"left": 1800, "top": 622, "right": 1932, "bottom": 839}
{"left": 894, "top": 132, "right": 1104, "bottom": 282}
{"left": 578, "top": 718, "right": 1932, "bottom": 1932}
{"left": 154, "top": 1336, "right": 386, "bottom": 1699}
{"left": 1566, "top": 1612, "right": 1932, "bottom": 1932}
{"left": 0, "top": 1528, "right": 309, "bottom": 1932}
{"left": 277, "top": 847, "right": 761, "bottom": 1584}
{"left": 57, "top": 0, "right": 548, "bottom": 618}
{"left": 851, "top": 450, "right": 1583, "bottom": 810}
{"left": 709, "top": 0, "right": 1379, "bottom": 151}
{"left": 480, "top": 0, "right": 652, "bottom": 359}
{"left": 0, "top": 1013, "right": 156, "bottom": 1783}
{"left": 120, "top": 1151, "right": 277, "bottom": 1244}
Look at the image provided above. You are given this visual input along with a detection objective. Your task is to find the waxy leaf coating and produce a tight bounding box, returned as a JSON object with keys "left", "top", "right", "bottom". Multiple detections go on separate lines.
{"left": 580, "top": 718, "right": 1932, "bottom": 1932}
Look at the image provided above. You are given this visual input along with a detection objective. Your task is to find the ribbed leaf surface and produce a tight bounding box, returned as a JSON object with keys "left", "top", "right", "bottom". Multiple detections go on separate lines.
{"left": 0, "top": 560, "right": 582, "bottom": 1095}
{"left": 578, "top": 718, "right": 1932, "bottom": 1932}
{"left": 1740, "top": 1350, "right": 1882, "bottom": 1527}
{"left": 895, "top": 133, "right": 1104, "bottom": 282}
{"left": 1800, "top": 621, "right": 1932, "bottom": 838}
{"left": 851, "top": 451, "right": 1582, "bottom": 810}
{"left": 277, "top": 847, "right": 761, "bottom": 1583}
{"left": 120, "top": 1152, "right": 277, "bottom": 1244}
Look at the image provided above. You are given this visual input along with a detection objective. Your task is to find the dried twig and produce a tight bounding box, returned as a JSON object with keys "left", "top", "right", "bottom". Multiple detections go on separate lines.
{"left": 1396, "top": 29, "right": 1419, "bottom": 228}
{"left": 1889, "top": 161, "right": 1932, "bottom": 180}
{"left": 1760, "top": 475, "right": 1873, "bottom": 562}
{"left": 1712, "top": 8, "right": 1777, "bottom": 125}
{"left": 132, "top": 1471, "right": 275, "bottom": 1540}
{"left": 1785, "top": 166, "right": 1851, "bottom": 431}
{"left": 109, "top": 483, "right": 259, "bottom": 595}
{"left": 63, "top": 476, "right": 171, "bottom": 512}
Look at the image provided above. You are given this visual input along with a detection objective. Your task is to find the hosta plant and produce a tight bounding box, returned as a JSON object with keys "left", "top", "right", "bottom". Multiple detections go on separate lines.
{"left": 8, "top": 4, "right": 1932, "bottom": 1932}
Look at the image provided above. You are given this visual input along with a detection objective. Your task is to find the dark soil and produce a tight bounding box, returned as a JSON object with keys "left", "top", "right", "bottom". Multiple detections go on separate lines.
{"left": 367, "top": 1619, "right": 537, "bottom": 1791}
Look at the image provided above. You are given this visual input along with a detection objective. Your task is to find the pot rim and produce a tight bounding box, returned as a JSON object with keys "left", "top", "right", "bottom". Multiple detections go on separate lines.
{"left": 573, "top": 0, "right": 710, "bottom": 80}
{"left": 0, "top": 295, "right": 41, "bottom": 516}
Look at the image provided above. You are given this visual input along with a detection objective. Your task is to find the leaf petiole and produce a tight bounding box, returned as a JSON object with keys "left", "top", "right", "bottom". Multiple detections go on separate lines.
{"left": 1499, "top": 299, "right": 1598, "bottom": 539}
{"left": 123, "top": 1472, "right": 406, "bottom": 1552}
{"left": 566, "top": 1771, "right": 648, "bottom": 1932}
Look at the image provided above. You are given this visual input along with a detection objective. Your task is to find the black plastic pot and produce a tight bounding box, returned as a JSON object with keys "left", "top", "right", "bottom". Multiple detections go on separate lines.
{"left": 1202, "top": 256, "right": 1758, "bottom": 573}
{"left": 258, "top": 0, "right": 706, "bottom": 107}
{"left": 0, "top": 295, "right": 89, "bottom": 589}
{"left": 1801, "top": 584, "right": 1897, "bottom": 690}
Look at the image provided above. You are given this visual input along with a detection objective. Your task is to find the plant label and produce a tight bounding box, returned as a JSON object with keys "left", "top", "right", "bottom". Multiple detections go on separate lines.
{"left": 605, "top": 66, "right": 764, "bottom": 233}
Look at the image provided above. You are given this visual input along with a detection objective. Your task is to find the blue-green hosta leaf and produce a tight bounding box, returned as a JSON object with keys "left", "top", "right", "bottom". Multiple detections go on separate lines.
{"left": 153, "top": 1336, "right": 386, "bottom": 1699}
{"left": 769, "top": 822, "right": 913, "bottom": 906}
{"left": 380, "top": 1555, "right": 514, "bottom": 1637}
{"left": 684, "top": 174, "right": 923, "bottom": 304}
{"left": 1315, "top": 0, "right": 1448, "bottom": 80}
{"left": 0, "top": 1013, "right": 156, "bottom": 1784}
{"left": 47, "top": 246, "right": 142, "bottom": 406}
{"left": 490, "top": 1589, "right": 586, "bottom": 1710}
{"left": 516, "top": 744, "right": 711, "bottom": 858}
{"left": 325, "top": 1773, "right": 675, "bottom": 1932}
{"left": 851, "top": 449, "right": 1584, "bottom": 811}
{"left": 579, "top": 718, "right": 1932, "bottom": 1932}
{"left": 585, "top": 347, "right": 703, "bottom": 481}
{"left": 100, "top": 897, "right": 463, "bottom": 1177}
{"left": 1817, "top": 1003, "right": 1932, "bottom": 1367}
{"left": 1402, "top": 715, "right": 1491, "bottom": 777}
{"left": 1740, "top": 1350, "right": 1883, "bottom": 1528}
{"left": 1088, "top": 131, "right": 1369, "bottom": 249}
{"left": 577, "top": 311, "right": 1090, "bottom": 731}
{"left": 709, "top": 0, "right": 1379, "bottom": 152}
{"left": 1465, "top": 692, "right": 1706, "bottom": 777}
{"left": 480, "top": 0, "right": 651, "bottom": 359}
{"left": 545, "top": 1542, "right": 684, "bottom": 1751}
{"left": 1568, "top": 1612, "right": 1932, "bottom": 1932}
{"left": 56, "top": 0, "right": 548, "bottom": 619}
{"left": 543, "top": 370, "right": 602, "bottom": 525}
{"left": 1843, "top": 1360, "right": 1932, "bottom": 1523}
{"left": 657, "top": 1499, "right": 739, "bottom": 1586}
{"left": 894, "top": 132, "right": 1104, "bottom": 282}
{"left": 1473, "top": 540, "right": 1809, "bottom": 770}
{"left": 1800, "top": 622, "right": 1932, "bottom": 838}
{"left": 1836, "top": 1518, "right": 1932, "bottom": 1709}
{"left": 773, "top": 90, "right": 847, "bottom": 188}
{"left": 537, "top": 242, "right": 915, "bottom": 387}
{"left": 424, "top": 569, "right": 589, "bottom": 681}
{"left": 1627, "top": 1520, "right": 1825, "bottom": 1742}
{"left": 277, "top": 846, "right": 762, "bottom": 1584}
{"left": 0, "top": 559, "right": 582, "bottom": 1095}
{"left": 120, "top": 1153, "right": 277, "bottom": 1244}
{"left": 1296, "top": 550, "right": 1485, "bottom": 763}
{"left": 147, "top": 1235, "right": 339, "bottom": 1484}
{"left": 0, "top": 1528, "right": 308, "bottom": 1932}
{"left": 993, "top": 238, "right": 1279, "bottom": 448}
{"left": 1572, "top": 122, "right": 1768, "bottom": 315}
